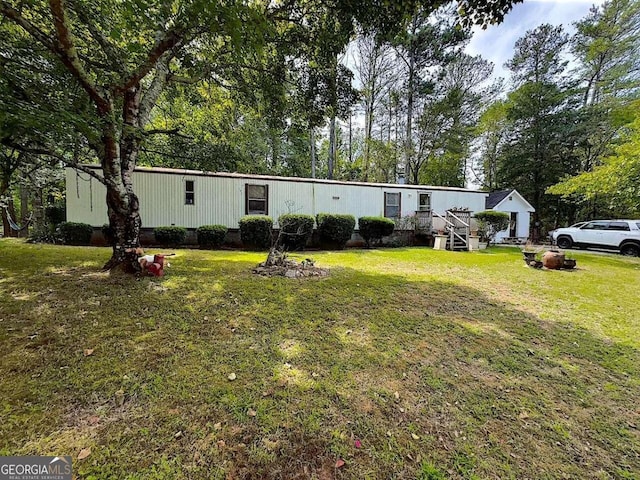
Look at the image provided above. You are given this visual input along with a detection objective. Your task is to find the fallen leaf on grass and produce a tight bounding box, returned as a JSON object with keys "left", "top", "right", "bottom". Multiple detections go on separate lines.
{"left": 87, "top": 415, "right": 100, "bottom": 425}
{"left": 411, "top": 433, "right": 420, "bottom": 440}
{"left": 83, "top": 348, "right": 94, "bottom": 356}
{"left": 335, "top": 459, "right": 345, "bottom": 468}
{"left": 214, "top": 422, "right": 222, "bottom": 430}
{"left": 247, "top": 409, "right": 257, "bottom": 417}
{"left": 174, "top": 431, "right": 183, "bottom": 439}
{"left": 394, "top": 391, "right": 400, "bottom": 400}
{"left": 228, "top": 373, "right": 237, "bottom": 381}
{"left": 78, "top": 448, "right": 91, "bottom": 460}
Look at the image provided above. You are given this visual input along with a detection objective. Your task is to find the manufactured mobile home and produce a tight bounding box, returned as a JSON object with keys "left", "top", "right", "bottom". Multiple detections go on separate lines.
{"left": 66, "top": 166, "right": 531, "bottom": 245}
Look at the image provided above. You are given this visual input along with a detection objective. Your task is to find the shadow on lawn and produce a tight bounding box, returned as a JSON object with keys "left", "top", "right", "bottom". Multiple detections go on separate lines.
{"left": 0, "top": 253, "right": 639, "bottom": 479}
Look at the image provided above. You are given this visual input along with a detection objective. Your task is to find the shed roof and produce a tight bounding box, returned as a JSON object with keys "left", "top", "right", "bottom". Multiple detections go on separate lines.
{"left": 485, "top": 190, "right": 512, "bottom": 209}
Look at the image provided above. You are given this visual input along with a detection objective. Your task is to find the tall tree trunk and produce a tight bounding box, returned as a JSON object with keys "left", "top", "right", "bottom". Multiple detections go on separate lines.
{"left": 310, "top": 127, "right": 316, "bottom": 179}
{"left": 328, "top": 116, "right": 336, "bottom": 180}
{"left": 348, "top": 112, "right": 352, "bottom": 164}
{"left": 387, "top": 99, "right": 392, "bottom": 144}
{"left": 1, "top": 178, "right": 11, "bottom": 237}
{"left": 19, "top": 184, "right": 29, "bottom": 238}
{"left": 405, "top": 50, "right": 415, "bottom": 184}
{"left": 1, "top": 199, "right": 17, "bottom": 237}
{"left": 32, "top": 187, "right": 44, "bottom": 232}
{"left": 102, "top": 88, "right": 143, "bottom": 272}
{"left": 363, "top": 78, "right": 375, "bottom": 182}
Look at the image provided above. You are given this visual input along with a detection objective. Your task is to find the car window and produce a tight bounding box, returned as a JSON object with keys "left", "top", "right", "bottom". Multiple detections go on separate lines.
{"left": 637, "top": 222, "right": 640, "bottom": 230}
{"left": 609, "top": 221, "right": 630, "bottom": 231}
{"left": 582, "top": 221, "right": 609, "bottom": 230}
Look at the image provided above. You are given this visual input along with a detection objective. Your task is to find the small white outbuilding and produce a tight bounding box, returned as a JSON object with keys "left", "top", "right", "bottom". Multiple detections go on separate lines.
{"left": 485, "top": 189, "right": 535, "bottom": 243}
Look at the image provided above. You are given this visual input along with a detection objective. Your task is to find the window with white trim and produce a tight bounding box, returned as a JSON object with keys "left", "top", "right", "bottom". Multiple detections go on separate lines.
{"left": 418, "top": 193, "right": 431, "bottom": 212}
{"left": 384, "top": 192, "right": 401, "bottom": 218}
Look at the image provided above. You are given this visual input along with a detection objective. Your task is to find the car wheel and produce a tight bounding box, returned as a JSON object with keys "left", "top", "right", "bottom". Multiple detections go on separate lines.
{"left": 620, "top": 243, "right": 640, "bottom": 257}
{"left": 556, "top": 236, "right": 572, "bottom": 249}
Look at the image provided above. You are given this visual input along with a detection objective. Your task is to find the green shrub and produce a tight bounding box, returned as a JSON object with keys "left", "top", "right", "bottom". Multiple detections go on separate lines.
{"left": 197, "top": 224, "right": 228, "bottom": 249}
{"left": 239, "top": 215, "right": 273, "bottom": 249}
{"left": 45, "top": 205, "right": 66, "bottom": 226}
{"left": 278, "top": 214, "right": 314, "bottom": 251}
{"left": 474, "top": 210, "right": 509, "bottom": 245}
{"left": 27, "top": 224, "right": 59, "bottom": 244}
{"left": 154, "top": 226, "right": 187, "bottom": 246}
{"left": 358, "top": 216, "right": 396, "bottom": 247}
{"left": 57, "top": 221, "right": 94, "bottom": 245}
{"left": 316, "top": 213, "right": 355, "bottom": 249}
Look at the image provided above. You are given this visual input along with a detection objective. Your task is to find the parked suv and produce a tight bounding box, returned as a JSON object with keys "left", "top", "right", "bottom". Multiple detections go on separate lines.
{"left": 550, "top": 220, "right": 640, "bottom": 256}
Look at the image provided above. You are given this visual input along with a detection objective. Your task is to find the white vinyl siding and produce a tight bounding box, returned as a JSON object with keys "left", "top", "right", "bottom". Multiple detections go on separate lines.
{"left": 66, "top": 168, "right": 490, "bottom": 229}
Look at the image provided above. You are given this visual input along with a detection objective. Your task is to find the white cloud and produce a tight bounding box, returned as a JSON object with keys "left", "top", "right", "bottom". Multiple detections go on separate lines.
{"left": 466, "top": 0, "right": 605, "bottom": 81}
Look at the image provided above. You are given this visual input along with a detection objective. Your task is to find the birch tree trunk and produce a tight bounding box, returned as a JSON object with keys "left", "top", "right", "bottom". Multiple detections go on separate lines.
{"left": 328, "top": 115, "right": 336, "bottom": 180}
{"left": 310, "top": 127, "right": 316, "bottom": 179}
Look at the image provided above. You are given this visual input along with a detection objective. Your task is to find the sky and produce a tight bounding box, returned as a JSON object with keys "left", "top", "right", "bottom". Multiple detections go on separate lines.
{"left": 466, "top": 0, "right": 606, "bottom": 81}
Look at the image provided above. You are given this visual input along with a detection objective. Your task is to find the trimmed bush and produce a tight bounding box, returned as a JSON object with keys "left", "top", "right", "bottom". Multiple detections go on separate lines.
{"left": 474, "top": 210, "right": 510, "bottom": 245}
{"left": 45, "top": 205, "right": 66, "bottom": 226}
{"left": 27, "top": 225, "right": 59, "bottom": 244}
{"left": 278, "top": 214, "right": 314, "bottom": 251}
{"left": 154, "top": 226, "right": 187, "bottom": 246}
{"left": 57, "top": 221, "right": 94, "bottom": 245}
{"left": 197, "top": 224, "right": 228, "bottom": 249}
{"left": 316, "top": 213, "right": 355, "bottom": 249}
{"left": 358, "top": 216, "right": 395, "bottom": 247}
{"left": 239, "top": 215, "right": 273, "bottom": 249}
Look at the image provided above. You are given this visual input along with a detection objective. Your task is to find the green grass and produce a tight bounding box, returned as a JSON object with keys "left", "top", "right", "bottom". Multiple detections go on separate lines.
{"left": 1, "top": 239, "right": 639, "bottom": 479}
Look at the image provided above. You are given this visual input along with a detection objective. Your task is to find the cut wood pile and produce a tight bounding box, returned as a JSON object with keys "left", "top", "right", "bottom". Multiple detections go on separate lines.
{"left": 253, "top": 248, "right": 328, "bottom": 278}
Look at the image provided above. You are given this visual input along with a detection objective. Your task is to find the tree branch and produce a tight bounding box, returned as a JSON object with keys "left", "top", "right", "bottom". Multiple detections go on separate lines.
{"left": 67, "top": 0, "right": 126, "bottom": 72}
{"left": 117, "top": 27, "right": 185, "bottom": 93}
{"left": 0, "top": 139, "right": 106, "bottom": 185}
{"left": 143, "top": 128, "right": 191, "bottom": 139}
{"left": 139, "top": 54, "right": 171, "bottom": 127}
{"left": 48, "top": 0, "right": 111, "bottom": 115}
{"left": 0, "top": 1, "right": 57, "bottom": 50}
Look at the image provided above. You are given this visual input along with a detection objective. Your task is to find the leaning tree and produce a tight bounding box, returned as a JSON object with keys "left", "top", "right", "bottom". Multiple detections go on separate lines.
{"left": 0, "top": 0, "right": 521, "bottom": 271}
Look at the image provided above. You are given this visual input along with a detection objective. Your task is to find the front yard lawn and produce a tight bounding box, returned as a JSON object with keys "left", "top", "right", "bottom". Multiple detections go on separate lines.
{"left": 1, "top": 240, "right": 639, "bottom": 479}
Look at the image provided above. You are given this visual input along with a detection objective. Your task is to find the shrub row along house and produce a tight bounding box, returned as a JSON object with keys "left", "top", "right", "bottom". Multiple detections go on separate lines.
{"left": 65, "top": 166, "right": 535, "bottom": 248}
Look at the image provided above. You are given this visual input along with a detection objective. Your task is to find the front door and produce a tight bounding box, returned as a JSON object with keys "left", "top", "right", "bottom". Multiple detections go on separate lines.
{"left": 509, "top": 212, "right": 517, "bottom": 237}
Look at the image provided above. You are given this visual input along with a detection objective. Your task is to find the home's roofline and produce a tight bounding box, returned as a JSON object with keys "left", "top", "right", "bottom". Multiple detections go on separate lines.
{"left": 76, "top": 164, "right": 487, "bottom": 194}
{"left": 492, "top": 189, "right": 536, "bottom": 212}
